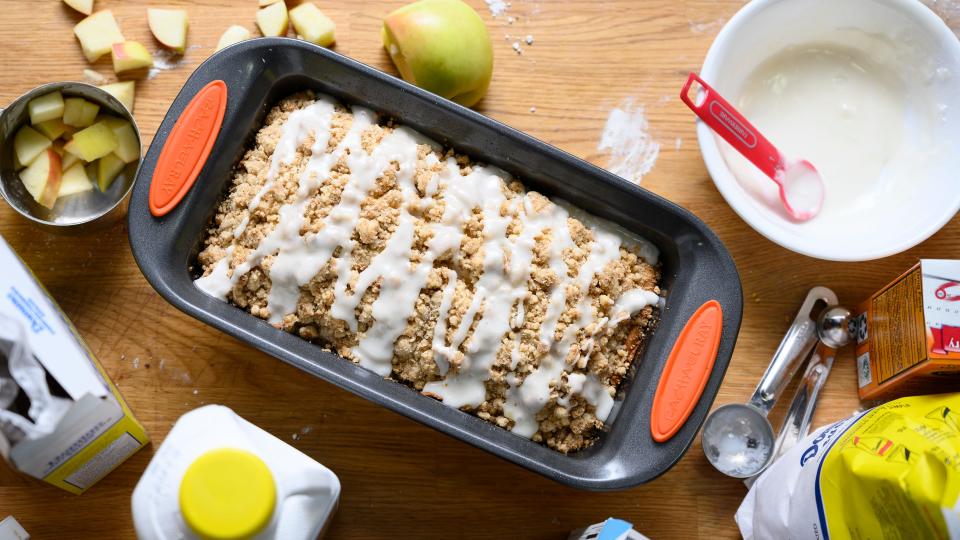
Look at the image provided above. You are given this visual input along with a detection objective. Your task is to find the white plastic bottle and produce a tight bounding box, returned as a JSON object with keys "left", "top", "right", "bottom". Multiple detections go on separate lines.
{"left": 131, "top": 405, "right": 340, "bottom": 540}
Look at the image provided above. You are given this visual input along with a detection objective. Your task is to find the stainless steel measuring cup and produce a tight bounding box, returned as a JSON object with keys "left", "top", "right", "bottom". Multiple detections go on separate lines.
{"left": 701, "top": 286, "right": 838, "bottom": 478}
{"left": 742, "top": 305, "right": 852, "bottom": 486}
{"left": 0, "top": 81, "right": 141, "bottom": 233}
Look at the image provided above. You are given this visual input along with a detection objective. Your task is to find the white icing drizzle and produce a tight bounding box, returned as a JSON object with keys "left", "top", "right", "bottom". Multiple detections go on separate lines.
{"left": 355, "top": 157, "right": 477, "bottom": 375}
{"left": 328, "top": 126, "right": 428, "bottom": 333}
{"left": 504, "top": 227, "right": 635, "bottom": 436}
{"left": 195, "top": 94, "right": 661, "bottom": 439}
{"left": 196, "top": 99, "right": 339, "bottom": 299}
{"left": 421, "top": 166, "right": 528, "bottom": 408}
{"left": 239, "top": 98, "right": 339, "bottom": 241}
{"left": 431, "top": 268, "right": 459, "bottom": 376}
{"left": 580, "top": 373, "right": 615, "bottom": 421}
{"left": 609, "top": 288, "right": 660, "bottom": 326}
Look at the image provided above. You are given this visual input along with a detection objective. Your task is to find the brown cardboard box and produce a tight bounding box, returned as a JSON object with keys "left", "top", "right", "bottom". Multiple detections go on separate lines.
{"left": 854, "top": 260, "right": 960, "bottom": 400}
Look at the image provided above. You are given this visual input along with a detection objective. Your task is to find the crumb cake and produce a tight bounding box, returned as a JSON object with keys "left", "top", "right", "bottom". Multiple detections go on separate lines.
{"left": 195, "top": 92, "right": 661, "bottom": 452}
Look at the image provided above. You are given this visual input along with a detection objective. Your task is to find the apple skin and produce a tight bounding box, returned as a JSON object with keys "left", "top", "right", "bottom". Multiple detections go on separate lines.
{"left": 20, "top": 149, "right": 62, "bottom": 209}
{"left": 148, "top": 9, "right": 189, "bottom": 54}
{"left": 112, "top": 41, "right": 154, "bottom": 73}
{"left": 74, "top": 10, "right": 125, "bottom": 62}
{"left": 382, "top": 0, "right": 493, "bottom": 107}
{"left": 38, "top": 150, "right": 63, "bottom": 208}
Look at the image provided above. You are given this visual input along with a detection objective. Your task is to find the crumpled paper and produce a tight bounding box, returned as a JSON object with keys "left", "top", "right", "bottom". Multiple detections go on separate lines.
{"left": 0, "top": 314, "right": 72, "bottom": 446}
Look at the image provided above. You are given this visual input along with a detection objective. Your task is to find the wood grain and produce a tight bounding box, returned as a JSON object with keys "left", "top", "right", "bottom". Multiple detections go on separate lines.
{"left": 0, "top": 1, "right": 958, "bottom": 538}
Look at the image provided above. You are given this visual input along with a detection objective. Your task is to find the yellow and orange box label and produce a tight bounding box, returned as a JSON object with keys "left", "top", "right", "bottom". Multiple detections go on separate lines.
{"left": 855, "top": 260, "right": 960, "bottom": 401}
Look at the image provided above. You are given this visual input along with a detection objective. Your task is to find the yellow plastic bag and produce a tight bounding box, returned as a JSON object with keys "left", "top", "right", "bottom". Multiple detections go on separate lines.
{"left": 737, "top": 393, "right": 960, "bottom": 539}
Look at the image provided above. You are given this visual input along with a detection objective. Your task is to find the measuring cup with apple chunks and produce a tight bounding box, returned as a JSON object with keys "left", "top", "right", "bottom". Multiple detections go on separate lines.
{"left": 0, "top": 81, "right": 140, "bottom": 232}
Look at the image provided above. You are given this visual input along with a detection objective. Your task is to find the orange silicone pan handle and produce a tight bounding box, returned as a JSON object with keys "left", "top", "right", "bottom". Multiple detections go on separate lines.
{"left": 149, "top": 80, "right": 228, "bottom": 217}
{"left": 650, "top": 300, "right": 723, "bottom": 443}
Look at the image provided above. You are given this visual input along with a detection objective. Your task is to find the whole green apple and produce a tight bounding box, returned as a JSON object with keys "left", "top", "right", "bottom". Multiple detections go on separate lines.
{"left": 382, "top": 0, "right": 493, "bottom": 107}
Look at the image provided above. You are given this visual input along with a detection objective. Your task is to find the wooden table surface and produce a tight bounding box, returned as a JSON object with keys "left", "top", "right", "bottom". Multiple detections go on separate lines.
{"left": 1, "top": 0, "right": 958, "bottom": 538}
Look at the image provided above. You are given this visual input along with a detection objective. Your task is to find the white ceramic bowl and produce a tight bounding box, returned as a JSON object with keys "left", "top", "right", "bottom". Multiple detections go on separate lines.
{"left": 698, "top": 0, "right": 960, "bottom": 261}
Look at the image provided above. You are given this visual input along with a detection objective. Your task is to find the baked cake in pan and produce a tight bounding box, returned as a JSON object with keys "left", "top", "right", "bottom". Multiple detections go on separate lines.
{"left": 195, "top": 92, "right": 661, "bottom": 452}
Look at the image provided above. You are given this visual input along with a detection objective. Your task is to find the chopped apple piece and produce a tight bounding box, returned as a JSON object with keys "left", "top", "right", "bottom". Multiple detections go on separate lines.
{"left": 63, "top": 0, "right": 93, "bottom": 16}
{"left": 85, "top": 162, "right": 97, "bottom": 183}
{"left": 96, "top": 153, "right": 125, "bottom": 192}
{"left": 74, "top": 10, "right": 124, "bottom": 62}
{"left": 34, "top": 119, "right": 69, "bottom": 140}
{"left": 256, "top": 2, "right": 289, "bottom": 37}
{"left": 96, "top": 114, "right": 124, "bottom": 129}
{"left": 59, "top": 163, "right": 94, "bottom": 197}
{"left": 62, "top": 98, "right": 84, "bottom": 126}
{"left": 64, "top": 121, "right": 117, "bottom": 162}
{"left": 148, "top": 9, "right": 188, "bottom": 53}
{"left": 290, "top": 3, "right": 335, "bottom": 47}
{"left": 20, "top": 149, "right": 62, "bottom": 209}
{"left": 110, "top": 121, "right": 140, "bottom": 163}
{"left": 81, "top": 102, "right": 100, "bottom": 126}
{"left": 62, "top": 151, "right": 81, "bottom": 171}
{"left": 112, "top": 41, "right": 154, "bottom": 73}
{"left": 28, "top": 92, "right": 65, "bottom": 125}
{"left": 99, "top": 81, "right": 135, "bottom": 113}
{"left": 63, "top": 98, "right": 100, "bottom": 128}
{"left": 13, "top": 126, "right": 52, "bottom": 167}
{"left": 215, "top": 25, "right": 251, "bottom": 52}
{"left": 258, "top": 0, "right": 282, "bottom": 6}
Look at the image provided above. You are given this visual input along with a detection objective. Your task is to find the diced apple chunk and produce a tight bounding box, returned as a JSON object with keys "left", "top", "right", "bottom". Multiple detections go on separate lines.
{"left": 63, "top": 0, "right": 93, "bottom": 16}
{"left": 258, "top": 0, "right": 282, "bottom": 6}
{"left": 216, "top": 25, "right": 251, "bottom": 52}
{"left": 99, "top": 81, "right": 135, "bottom": 113}
{"left": 96, "top": 153, "right": 125, "bottom": 191}
{"left": 62, "top": 98, "right": 84, "bottom": 126}
{"left": 34, "top": 119, "right": 70, "bottom": 140}
{"left": 112, "top": 41, "right": 154, "bottom": 73}
{"left": 28, "top": 92, "right": 65, "bottom": 125}
{"left": 290, "top": 3, "right": 335, "bottom": 47}
{"left": 14, "top": 126, "right": 52, "bottom": 167}
{"left": 257, "top": 2, "right": 289, "bottom": 37}
{"left": 148, "top": 9, "right": 188, "bottom": 53}
{"left": 59, "top": 163, "right": 94, "bottom": 197}
{"left": 85, "top": 162, "right": 97, "bottom": 183}
{"left": 62, "top": 151, "right": 81, "bottom": 171}
{"left": 63, "top": 98, "right": 100, "bottom": 128}
{"left": 20, "top": 149, "right": 62, "bottom": 209}
{"left": 64, "top": 121, "right": 117, "bottom": 162}
{"left": 111, "top": 121, "right": 140, "bottom": 163}
{"left": 74, "top": 10, "right": 124, "bottom": 62}
{"left": 96, "top": 115, "right": 124, "bottom": 129}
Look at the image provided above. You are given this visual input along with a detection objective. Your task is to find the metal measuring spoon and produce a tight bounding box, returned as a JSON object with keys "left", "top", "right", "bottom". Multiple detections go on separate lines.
{"left": 742, "top": 306, "right": 852, "bottom": 486}
{"left": 700, "top": 287, "right": 838, "bottom": 478}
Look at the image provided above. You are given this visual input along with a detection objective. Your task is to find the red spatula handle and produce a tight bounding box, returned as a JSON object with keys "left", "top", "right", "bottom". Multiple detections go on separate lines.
{"left": 681, "top": 72, "right": 783, "bottom": 180}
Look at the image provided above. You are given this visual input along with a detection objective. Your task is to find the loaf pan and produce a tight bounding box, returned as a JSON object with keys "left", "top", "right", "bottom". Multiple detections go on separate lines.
{"left": 128, "top": 38, "right": 742, "bottom": 490}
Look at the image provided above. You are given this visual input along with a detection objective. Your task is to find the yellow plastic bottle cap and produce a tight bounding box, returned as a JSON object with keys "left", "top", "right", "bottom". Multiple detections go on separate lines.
{"left": 179, "top": 448, "right": 277, "bottom": 540}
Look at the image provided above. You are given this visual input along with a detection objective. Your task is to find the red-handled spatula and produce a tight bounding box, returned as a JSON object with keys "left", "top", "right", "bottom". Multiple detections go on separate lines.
{"left": 681, "top": 72, "right": 824, "bottom": 221}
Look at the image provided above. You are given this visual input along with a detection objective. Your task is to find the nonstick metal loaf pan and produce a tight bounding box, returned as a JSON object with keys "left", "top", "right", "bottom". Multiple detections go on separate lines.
{"left": 128, "top": 38, "right": 742, "bottom": 490}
